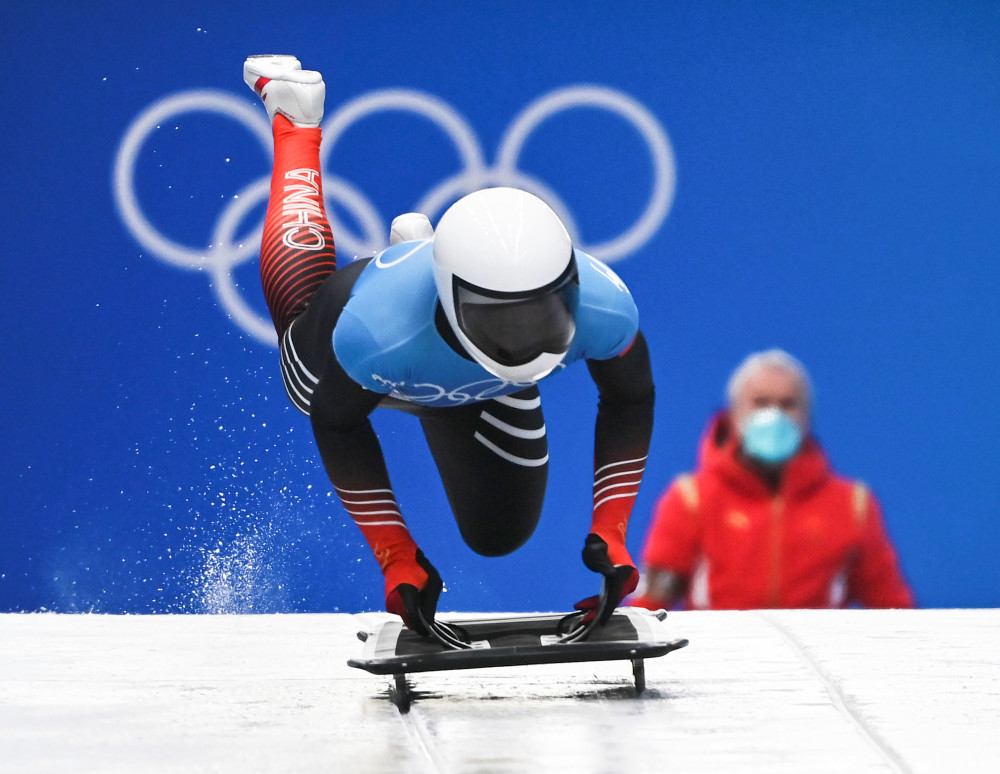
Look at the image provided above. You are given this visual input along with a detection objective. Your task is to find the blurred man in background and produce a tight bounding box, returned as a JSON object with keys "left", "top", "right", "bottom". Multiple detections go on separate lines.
{"left": 631, "top": 349, "right": 913, "bottom": 610}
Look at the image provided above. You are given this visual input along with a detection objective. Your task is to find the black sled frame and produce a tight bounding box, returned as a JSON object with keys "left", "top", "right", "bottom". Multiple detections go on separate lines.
{"left": 348, "top": 607, "right": 688, "bottom": 712}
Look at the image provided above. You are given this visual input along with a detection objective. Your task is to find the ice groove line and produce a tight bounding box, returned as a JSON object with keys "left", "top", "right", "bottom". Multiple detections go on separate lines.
{"left": 399, "top": 706, "right": 452, "bottom": 774}
{"left": 760, "top": 612, "right": 912, "bottom": 774}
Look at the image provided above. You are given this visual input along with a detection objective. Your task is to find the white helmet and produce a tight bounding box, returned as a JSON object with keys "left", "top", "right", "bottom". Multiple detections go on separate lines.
{"left": 432, "top": 187, "right": 579, "bottom": 382}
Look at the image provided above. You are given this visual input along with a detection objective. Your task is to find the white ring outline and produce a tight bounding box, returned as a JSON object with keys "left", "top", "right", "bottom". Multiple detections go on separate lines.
{"left": 113, "top": 90, "right": 273, "bottom": 270}
{"left": 114, "top": 85, "right": 676, "bottom": 347}
{"left": 497, "top": 85, "right": 676, "bottom": 261}
{"left": 319, "top": 88, "right": 489, "bottom": 255}
{"left": 207, "top": 178, "right": 277, "bottom": 345}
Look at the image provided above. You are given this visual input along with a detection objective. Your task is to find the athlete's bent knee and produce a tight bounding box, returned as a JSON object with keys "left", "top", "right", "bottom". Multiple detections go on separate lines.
{"left": 456, "top": 515, "right": 538, "bottom": 558}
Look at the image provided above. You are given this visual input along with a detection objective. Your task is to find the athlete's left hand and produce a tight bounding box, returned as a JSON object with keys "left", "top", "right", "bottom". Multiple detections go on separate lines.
{"left": 385, "top": 548, "right": 443, "bottom": 637}
{"left": 574, "top": 533, "right": 639, "bottom": 625}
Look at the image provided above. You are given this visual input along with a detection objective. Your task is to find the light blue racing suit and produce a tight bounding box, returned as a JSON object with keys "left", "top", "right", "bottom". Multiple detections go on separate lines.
{"left": 331, "top": 240, "right": 639, "bottom": 407}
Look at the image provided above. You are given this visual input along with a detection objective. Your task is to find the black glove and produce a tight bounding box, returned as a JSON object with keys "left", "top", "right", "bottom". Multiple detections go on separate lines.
{"left": 385, "top": 549, "right": 442, "bottom": 637}
{"left": 574, "top": 533, "right": 639, "bottom": 625}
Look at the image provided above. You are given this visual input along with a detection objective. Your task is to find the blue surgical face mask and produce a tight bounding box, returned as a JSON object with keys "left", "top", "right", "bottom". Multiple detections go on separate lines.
{"left": 740, "top": 407, "right": 802, "bottom": 464}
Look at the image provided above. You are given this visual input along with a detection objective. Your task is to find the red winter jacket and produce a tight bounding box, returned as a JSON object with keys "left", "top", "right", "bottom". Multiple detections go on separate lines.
{"left": 634, "top": 413, "right": 914, "bottom": 610}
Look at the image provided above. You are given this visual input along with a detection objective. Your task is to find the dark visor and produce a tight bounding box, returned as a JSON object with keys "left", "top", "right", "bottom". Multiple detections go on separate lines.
{"left": 454, "top": 258, "right": 579, "bottom": 368}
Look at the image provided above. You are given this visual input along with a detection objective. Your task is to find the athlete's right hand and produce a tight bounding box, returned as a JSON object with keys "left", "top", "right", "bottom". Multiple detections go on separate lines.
{"left": 384, "top": 548, "right": 443, "bottom": 636}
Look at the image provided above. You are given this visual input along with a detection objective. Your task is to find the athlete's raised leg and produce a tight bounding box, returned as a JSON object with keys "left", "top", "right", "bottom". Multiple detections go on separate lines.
{"left": 244, "top": 55, "right": 336, "bottom": 337}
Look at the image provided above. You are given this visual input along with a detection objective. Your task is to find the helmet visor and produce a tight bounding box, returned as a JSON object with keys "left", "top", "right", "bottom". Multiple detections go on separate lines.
{"left": 455, "top": 260, "right": 579, "bottom": 368}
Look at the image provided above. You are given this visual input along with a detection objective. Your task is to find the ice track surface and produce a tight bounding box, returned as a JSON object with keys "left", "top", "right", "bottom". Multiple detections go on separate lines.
{"left": 2, "top": 610, "right": 998, "bottom": 773}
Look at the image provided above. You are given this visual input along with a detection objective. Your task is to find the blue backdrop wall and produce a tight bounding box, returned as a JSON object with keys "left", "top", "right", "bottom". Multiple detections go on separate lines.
{"left": 3, "top": 1, "right": 998, "bottom": 613}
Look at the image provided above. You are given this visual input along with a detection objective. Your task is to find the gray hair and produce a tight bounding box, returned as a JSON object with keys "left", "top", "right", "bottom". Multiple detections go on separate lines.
{"left": 725, "top": 348, "right": 813, "bottom": 411}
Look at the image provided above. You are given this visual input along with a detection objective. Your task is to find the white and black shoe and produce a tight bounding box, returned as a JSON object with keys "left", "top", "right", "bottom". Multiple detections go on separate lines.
{"left": 243, "top": 54, "right": 324, "bottom": 128}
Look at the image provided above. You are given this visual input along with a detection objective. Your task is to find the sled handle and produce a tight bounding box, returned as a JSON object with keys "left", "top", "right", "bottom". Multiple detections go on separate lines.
{"left": 415, "top": 609, "right": 474, "bottom": 650}
{"left": 557, "top": 575, "right": 620, "bottom": 644}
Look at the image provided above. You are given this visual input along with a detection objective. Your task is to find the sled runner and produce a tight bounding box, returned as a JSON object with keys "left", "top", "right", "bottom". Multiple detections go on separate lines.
{"left": 348, "top": 607, "right": 688, "bottom": 712}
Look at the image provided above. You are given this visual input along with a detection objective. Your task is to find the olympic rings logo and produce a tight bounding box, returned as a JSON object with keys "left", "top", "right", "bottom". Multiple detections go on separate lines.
{"left": 114, "top": 85, "right": 676, "bottom": 347}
